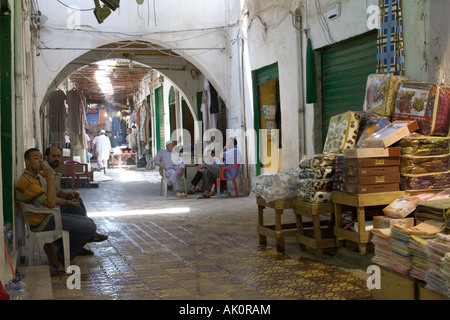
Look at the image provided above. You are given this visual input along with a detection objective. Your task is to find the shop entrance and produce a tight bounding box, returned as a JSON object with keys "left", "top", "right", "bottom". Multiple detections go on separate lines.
{"left": 253, "top": 63, "right": 281, "bottom": 176}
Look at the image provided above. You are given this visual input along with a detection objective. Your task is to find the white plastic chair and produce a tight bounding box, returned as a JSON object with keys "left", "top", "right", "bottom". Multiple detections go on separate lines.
{"left": 159, "top": 169, "right": 187, "bottom": 197}
{"left": 17, "top": 202, "right": 70, "bottom": 272}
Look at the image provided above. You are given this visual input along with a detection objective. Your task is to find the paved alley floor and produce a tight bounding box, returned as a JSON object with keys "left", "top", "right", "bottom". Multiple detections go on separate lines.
{"left": 32, "top": 168, "right": 373, "bottom": 300}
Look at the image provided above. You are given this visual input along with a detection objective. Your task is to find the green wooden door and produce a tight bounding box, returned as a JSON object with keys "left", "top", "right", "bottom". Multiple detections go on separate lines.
{"left": 321, "top": 31, "right": 377, "bottom": 142}
{"left": 154, "top": 86, "right": 165, "bottom": 152}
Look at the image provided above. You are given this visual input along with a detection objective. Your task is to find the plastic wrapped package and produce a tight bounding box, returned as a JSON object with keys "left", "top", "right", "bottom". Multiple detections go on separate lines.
{"left": 355, "top": 118, "right": 391, "bottom": 148}
{"left": 296, "top": 179, "right": 333, "bottom": 193}
{"left": 322, "top": 111, "right": 361, "bottom": 154}
{"left": 416, "top": 189, "right": 450, "bottom": 220}
{"left": 383, "top": 194, "right": 436, "bottom": 219}
{"left": 299, "top": 154, "right": 335, "bottom": 169}
{"left": 334, "top": 168, "right": 344, "bottom": 182}
{"left": 296, "top": 190, "right": 332, "bottom": 204}
{"left": 400, "top": 134, "right": 450, "bottom": 156}
{"left": 254, "top": 170, "right": 300, "bottom": 203}
{"left": 421, "top": 85, "right": 450, "bottom": 136}
{"left": 400, "top": 154, "right": 450, "bottom": 174}
{"left": 252, "top": 173, "right": 276, "bottom": 198}
{"left": 363, "top": 73, "right": 409, "bottom": 117}
{"left": 333, "top": 181, "right": 344, "bottom": 192}
{"left": 395, "top": 83, "right": 450, "bottom": 136}
{"left": 401, "top": 170, "right": 450, "bottom": 190}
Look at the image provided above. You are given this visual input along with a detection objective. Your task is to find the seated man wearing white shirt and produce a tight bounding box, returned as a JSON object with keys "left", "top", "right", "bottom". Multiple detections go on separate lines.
{"left": 154, "top": 141, "right": 186, "bottom": 197}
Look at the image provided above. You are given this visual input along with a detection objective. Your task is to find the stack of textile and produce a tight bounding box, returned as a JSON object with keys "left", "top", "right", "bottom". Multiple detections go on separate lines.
{"left": 415, "top": 189, "right": 450, "bottom": 223}
{"left": 372, "top": 229, "right": 392, "bottom": 267}
{"left": 441, "top": 252, "right": 450, "bottom": 298}
{"left": 387, "top": 225, "right": 412, "bottom": 275}
{"left": 297, "top": 155, "right": 335, "bottom": 204}
{"left": 387, "top": 220, "right": 444, "bottom": 276}
{"left": 409, "top": 235, "right": 433, "bottom": 281}
{"left": 425, "top": 233, "right": 450, "bottom": 298}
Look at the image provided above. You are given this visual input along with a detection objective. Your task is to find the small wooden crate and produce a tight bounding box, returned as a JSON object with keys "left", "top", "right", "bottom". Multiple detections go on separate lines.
{"left": 257, "top": 197, "right": 296, "bottom": 252}
{"left": 293, "top": 200, "right": 336, "bottom": 257}
{"left": 332, "top": 191, "right": 405, "bottom": 255}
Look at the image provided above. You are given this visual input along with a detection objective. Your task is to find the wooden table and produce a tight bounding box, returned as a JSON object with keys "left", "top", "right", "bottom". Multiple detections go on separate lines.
{"left": 332, "top": 191, "right": 405, "bottom": 255}
{"left": 293, "top": 200, "right": 336, "bottom": 257}
{"left": 257, "top": 197, "right": 296, "bottom": 252}
{"left": 108, "top": 152, "right": 138, "bottom": 169}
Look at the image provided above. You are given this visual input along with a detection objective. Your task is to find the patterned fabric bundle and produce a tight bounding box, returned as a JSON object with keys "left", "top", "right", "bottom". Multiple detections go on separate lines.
{"left": 252, "top": 169, "right": 300, "bottom": 203}
{"left": 322, "top": 111, "right": 361, "bottom": 155}
{"left": 400, "top": 134, "right": 450, "bottom": 156}
{"left": 400, "top": 154, "right": 450, "bottom": 175}
{"left": 299, "top": 154, "right": 335, "bottom": 169}
{"left": 401, "top": 171, "right": 450, "bottom": 190}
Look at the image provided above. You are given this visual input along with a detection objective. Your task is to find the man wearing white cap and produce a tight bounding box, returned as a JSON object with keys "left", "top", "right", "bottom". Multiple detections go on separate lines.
{"left": 154, "top": 140, "right": 186, "bottom": 197}
{"left": 93, "top": 130, "right": 111, "bottom": 170}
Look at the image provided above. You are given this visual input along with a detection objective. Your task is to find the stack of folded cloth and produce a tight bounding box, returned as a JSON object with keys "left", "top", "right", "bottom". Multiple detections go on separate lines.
{"left": 387, "top": 220, "right": 444, "bottom": 276}
{"left": 409, "top": 235, "right": 433, "bottom": 281}
{"left": 372, "top": 229, "right": 392, "bottom": 267}
{"left": 425, "top": 233, "right": 450, "bottom": 298}
{"left": 441, "top": 252, "right": 450, "bottom": 298}
{"left": 387, "top": 225, "right": 412, "bottom": 275}
{"left": 297, "top": 155, "right": 335, "bottom": 204}
{"left": 415, "top": 189, "right": 450, "bottom": 223}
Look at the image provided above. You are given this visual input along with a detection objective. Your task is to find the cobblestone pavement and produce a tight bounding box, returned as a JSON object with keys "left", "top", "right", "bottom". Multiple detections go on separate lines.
{"left": 34, "top": 168, "right": 372, "bottom": 300}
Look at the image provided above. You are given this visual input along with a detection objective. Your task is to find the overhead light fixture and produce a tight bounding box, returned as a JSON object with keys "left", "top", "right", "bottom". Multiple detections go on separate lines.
{"left": 93, "top": 0, "right": 111, "bottom": 24}
{"left": 136, "top": 0, "right": 144, "bottom": 5}
{"left": 100, "top": 0, "right": 120, "bottom": 11}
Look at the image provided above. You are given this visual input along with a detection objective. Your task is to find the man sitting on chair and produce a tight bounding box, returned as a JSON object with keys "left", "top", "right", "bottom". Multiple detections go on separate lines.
{"left": 40, "top": 147, "right": 108, "bottom": 252}
{"left": 154, "top": 140, "right": 186, "bottom": 197}
{"left": 197, "top": 137, "right": 242, "bottom": 199}
{"left": 16, "top": 148, "right": 97, "bottom": 270}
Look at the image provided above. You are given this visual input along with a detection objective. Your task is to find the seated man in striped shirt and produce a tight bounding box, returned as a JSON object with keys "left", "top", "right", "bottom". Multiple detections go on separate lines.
{"left": 16, "top": 148, "right": 97, "bottom": 270}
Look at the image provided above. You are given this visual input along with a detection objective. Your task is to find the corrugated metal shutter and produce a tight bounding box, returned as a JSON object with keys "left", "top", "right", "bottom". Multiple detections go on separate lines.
{"left": 154, "top": 86, "right": 165, "bottom": 152}
{"left": 321, "top": 32, "right": 377, "bottom": 142}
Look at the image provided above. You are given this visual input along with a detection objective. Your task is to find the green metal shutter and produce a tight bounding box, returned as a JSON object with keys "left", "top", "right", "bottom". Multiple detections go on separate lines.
{"left": 1, "top": 3, "right": 13, "bottom": 223}
{"left": 321, "top": 32, "right": 377, "bottom": 142}
{"left": 154, "top": 86, "right": 165, "bottom": 152}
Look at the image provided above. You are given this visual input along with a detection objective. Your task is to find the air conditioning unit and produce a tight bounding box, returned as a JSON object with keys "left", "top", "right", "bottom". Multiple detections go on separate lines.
{"left": 100, "top": 0, "right": 120, "bottom": 11}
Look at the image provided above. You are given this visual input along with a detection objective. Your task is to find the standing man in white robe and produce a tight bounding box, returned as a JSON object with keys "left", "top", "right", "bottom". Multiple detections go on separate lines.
{"left": 93, "top": 130, "right": 111, "bottom": 170}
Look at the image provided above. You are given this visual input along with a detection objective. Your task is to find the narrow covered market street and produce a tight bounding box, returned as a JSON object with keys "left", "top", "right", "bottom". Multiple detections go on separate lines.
{"left": 2, "top": 0, "right": 449, "bottom": 308}
{"left": 21, "top": 167, "right": 372, "bottom": 300}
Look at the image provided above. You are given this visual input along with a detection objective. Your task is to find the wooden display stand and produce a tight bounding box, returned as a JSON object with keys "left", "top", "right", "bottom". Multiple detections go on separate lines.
{"left": 293, "top": 200, "right": 336, "bottom": 257}
{"left": 257, "top": 197, "right": 296, "bottom": 252}
{"left": 332, "top": 191, "right": 405, "bottom": 255}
